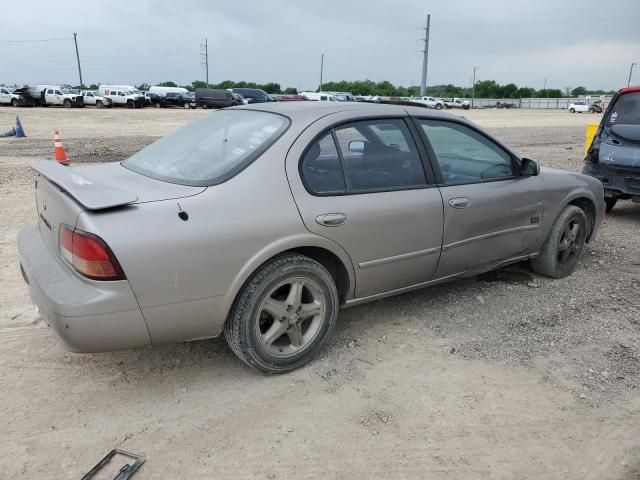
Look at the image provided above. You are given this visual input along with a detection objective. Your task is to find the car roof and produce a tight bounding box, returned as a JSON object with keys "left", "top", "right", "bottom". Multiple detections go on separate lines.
{"left": 233, "top": 101, "right": 462, "bottom": 123}
{"left": 619, "top": 86, "right": 640, "bottom": 95}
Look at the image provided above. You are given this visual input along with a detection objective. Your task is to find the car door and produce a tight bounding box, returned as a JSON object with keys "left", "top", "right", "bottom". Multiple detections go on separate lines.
{"left": 414, "top": 117, "right": 546, "bottom": 279}
{"left": 286, "top": 112, "right": 444, "bottom": 298}
{"left": 0, "top": 88, "right": 9, "bottom": 104}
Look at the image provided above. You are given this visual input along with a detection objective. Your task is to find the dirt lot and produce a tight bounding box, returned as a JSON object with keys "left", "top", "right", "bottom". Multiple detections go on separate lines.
{"left": 1, "top": 106, "right": 639, "bottom": 480}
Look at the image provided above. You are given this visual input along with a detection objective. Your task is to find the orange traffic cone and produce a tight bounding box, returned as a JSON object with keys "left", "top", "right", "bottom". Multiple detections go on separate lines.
{"left": 53, "top": 130, "right": 69, "bottom": 164}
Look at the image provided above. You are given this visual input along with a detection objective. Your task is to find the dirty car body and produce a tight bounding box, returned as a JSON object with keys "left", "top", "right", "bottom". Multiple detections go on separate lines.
{"left": 18, "top": 102, "right": 605, "bottom": 372}
{"left": 583, "top": 86, "right": 640, "bottom": 210}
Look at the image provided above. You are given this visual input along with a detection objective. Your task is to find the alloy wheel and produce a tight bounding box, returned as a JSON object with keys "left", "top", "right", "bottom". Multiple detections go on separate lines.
{"left": 255, "top": 277, "right": 325, "bottom": 358}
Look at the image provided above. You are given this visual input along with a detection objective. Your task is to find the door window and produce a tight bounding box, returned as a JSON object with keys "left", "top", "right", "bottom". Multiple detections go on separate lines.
{"left": 419, "top": 120, "right": 514, "bottom": 185}
{"left": 47, "top": 89, "right": 53, "bottom": 94}
{"left": 301, "top": 119, "right": 427, "bottom": 194}
{"left": 301, "top": 132, "right": 346, "bottom": 194}
{"left": 55, "top": 90, "right": 62, "bottom": 95}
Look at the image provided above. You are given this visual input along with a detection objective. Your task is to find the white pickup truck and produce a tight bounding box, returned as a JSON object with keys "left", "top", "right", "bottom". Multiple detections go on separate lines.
{"left": 443, "top": 98, "right": 470, "bottom": 110}
{"left": 98, "top": 86, "right": 145, "bottom": 108}
{"left": 413, "top": 96, "right": 445, "bottom": 110}
{"left": 0, "top": 87, "right": 20, "bottom": 106}
{"left": 37, "top": 86, "right": 84, "bottom": 107}
{"left": 80, "top": 90, "right": 111, "bottom": 108}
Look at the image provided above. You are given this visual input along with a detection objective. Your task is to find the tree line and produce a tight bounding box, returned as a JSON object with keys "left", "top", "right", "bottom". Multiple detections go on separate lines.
{"left": 83, "top": 79, "right": 614, "bottom": 99}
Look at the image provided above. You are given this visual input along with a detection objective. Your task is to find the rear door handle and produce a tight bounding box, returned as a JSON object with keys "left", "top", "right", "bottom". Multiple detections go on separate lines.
{"left": 316, "top": 213, "right": 347, "bottom": 227}
{"left": 448, "top": 197, "right": 471, "bottom": 209}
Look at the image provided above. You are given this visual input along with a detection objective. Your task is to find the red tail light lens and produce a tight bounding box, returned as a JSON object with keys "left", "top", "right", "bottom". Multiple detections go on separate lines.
{"left": 59, "top": 225, "right": 126, "bottom": 280}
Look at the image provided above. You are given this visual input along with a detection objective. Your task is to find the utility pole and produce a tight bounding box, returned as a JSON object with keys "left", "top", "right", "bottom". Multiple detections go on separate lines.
{"left": 200, "top": 38, "right": 209, "bottom": 87}
{"left": 471, "top": 66, "right": 478, "bottom": 108}
{"left": 628, "top": 63, "right": 637, "bottom": 87}
{"left": 319, "top": 53, "right": 324, "bottom": 92}
{"left": 73, "top": 33, "right": 83, "bottom": 88}
{"left": 543, "top": 77, "right": 547, "bottom": 91}
{"left": 420, "top": 14, "right": 431, "bottom": 96}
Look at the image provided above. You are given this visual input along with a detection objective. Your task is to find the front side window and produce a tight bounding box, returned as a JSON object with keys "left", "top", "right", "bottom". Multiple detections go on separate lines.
{"left": 124, "top": 110, "right": 289, "bottom": 186}
{"left": 419, "top": 120, "right": 514, "bottom": 185}
{"left": 301, "top": 118, "right": 427, "bottom": 194}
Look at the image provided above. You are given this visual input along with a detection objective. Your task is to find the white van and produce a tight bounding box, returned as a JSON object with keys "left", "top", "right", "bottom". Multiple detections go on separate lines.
{"left": 300, "top": 92, "right": 338, "bottom": 102}
{"left": 148, "top": 86, "right": 190, "bottom": 97}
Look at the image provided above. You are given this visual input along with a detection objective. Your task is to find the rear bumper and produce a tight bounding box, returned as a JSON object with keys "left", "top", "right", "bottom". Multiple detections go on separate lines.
{"left": 17, "top": 224, "right": 151, "bottom": 352}
{"left": 583, "top": 162, "right": 640, "bottom": 198}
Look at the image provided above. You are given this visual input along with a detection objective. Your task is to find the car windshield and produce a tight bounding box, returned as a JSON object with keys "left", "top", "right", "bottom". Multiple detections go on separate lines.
{"left": 123, "top": 110, "right": 289, "bottom": 186}
{"left": 608, "top": 92, "right": 640, "bottom": 125}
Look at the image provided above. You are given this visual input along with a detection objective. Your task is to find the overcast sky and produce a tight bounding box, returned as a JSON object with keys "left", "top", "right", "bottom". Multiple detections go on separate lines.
{"left": 1, "top": 0, "right": 639, "bottom": 91}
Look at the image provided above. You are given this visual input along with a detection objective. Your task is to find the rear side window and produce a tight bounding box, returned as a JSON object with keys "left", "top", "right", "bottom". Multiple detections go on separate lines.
{"left": 301, "top": 118, "right": 427, "bottom": 195}
{"left": 608, "top": 92, "right": 640, "bottom": 125}
{"left": 123, "top": 110, "right": 289, "bottom": 186}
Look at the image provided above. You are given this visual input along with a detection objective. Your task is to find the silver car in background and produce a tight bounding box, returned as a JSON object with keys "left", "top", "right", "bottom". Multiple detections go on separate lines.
{"left": 18, "top": 103, "right": 605, "bottom": 373}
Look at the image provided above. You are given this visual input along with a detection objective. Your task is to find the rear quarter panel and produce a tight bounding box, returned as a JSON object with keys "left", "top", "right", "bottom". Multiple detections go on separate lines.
{"left": 76, "top": 127, "right": 355, "bottom": 344}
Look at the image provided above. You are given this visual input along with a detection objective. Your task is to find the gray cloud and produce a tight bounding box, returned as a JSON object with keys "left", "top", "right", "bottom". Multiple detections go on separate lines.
{"left": 1, "top": 0, "right": 639, "bottom": 90}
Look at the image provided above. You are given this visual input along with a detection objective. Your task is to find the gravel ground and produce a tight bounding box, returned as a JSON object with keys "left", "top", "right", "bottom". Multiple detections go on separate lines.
{"left": 0, "top": 106, "right": 639, "bottom": 480}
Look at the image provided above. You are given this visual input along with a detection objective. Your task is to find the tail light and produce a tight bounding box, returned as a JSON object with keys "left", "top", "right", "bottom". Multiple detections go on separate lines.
{"left": 59, "top": 225, "right": 126, "bottom": 281}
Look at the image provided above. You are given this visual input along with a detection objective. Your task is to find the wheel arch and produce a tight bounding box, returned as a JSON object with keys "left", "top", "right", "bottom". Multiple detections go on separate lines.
{"left": 221, "top": 234, "right": 356, "bottom": 322}
{"left": 567, "top": 196, "right": 596, "bottom": 242}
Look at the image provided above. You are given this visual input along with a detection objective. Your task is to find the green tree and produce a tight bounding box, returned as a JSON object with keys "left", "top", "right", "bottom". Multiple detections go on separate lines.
{"left": 284, "top": 87, "right": 298, "bottom": 94}
{"left": 571, "top": 86, "right": 587, "bottom": 96}
{"left": 158, "top": 81, "right": 178, "bottom": 87}
{"left": 88, "top": 84, "right": 99, "bottom": 90}
{"left": 136, "top": 83, "right": 151, "bottom": 91}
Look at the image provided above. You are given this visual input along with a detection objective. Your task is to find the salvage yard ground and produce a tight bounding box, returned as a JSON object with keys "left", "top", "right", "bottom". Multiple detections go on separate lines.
{"left": 1, "top": 107, "right": 639, "bottom": 479}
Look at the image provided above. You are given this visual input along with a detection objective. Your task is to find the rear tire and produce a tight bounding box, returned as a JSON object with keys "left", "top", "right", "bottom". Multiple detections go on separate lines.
{"left": 605, "top": 197, "right": 618, "bottom": 213}
{"left": 530, "top": 205, "right": 587, "bottom": 278}
{"left": 224, "top": 253, "right": 339, "bottom": 373}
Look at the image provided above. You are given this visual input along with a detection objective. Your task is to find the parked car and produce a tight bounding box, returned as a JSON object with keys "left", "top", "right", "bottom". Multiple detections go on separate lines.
{"left": 568, "top": 102, "right": 589, "bottom": 113}
{"left": 20, "top": 85, "right": 84, "bottom": 108}
{"left": 232, "top": 88, "right": 274, "bottom": 104}
{"left": 148, "top": 86, "right": 190, "bottom": 97}
{"left": 0, "top": 86, "right": 20, "bottom": 107}
{"left": 582, "top": 86, "right": 640, "bottom": 211}
{"left": 414, "top": 96, "right": 445, "bottom": 110}
{"left": 496, "top": 101, "right": 518, "bottom": 109}
{"left": 144, "top": 92, "right": 164, "bottom": 108}
{"left": 18, "top": 103, "right": 604, "bottom": 373}
{"left": 195, "top": 88, "right": 242, "bottom": 109}
{"left": 163, "top": 92, "right": 196, "bottom": 109}
{"left": 80, "top": 90, "right": 111, "bottom": 108}
{"left": 300, "top": 92, "right": 338, "bottom": 102}
{"left": 98, "top": 86, "right": 145, "bottom": 108}
{"left": 443, "top": 98, "right": 470, "bottom": 110}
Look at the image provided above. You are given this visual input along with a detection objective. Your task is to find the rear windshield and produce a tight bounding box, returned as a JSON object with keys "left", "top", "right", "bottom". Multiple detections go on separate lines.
{"left": 123, "top": 110, "right": 289, "bottom": 186}
{"left": 607, "top": 92, "right": 640, "bottom": 125}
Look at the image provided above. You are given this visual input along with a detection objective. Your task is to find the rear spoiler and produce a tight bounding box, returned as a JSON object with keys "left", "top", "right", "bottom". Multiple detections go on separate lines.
{"left": 31, "top": 160, "right": 138, "bottom": 210}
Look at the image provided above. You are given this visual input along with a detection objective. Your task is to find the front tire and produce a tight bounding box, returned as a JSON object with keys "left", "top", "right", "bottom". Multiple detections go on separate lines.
{"left": 11, "top": 98, "right": 18, "bottom": 107}
{"left": 96, "top": 100, "right": 103, "bottom": 109}
{"left": 63, "top": 99, "right": 72, "bottom": 108}
{"left": 224, "top": 253, "right": 339, "bottom": 373}
{"left": 569, "top": 108, "right": 575, "bottom": 113}
{"left": 126, "top": 101, "right": 134, "bottom": 109}
{"left": 530, "top": 205, "right": 587, "bottom": 278}
{"left": 435, "top": 103, "right": 442, "bottom": 110}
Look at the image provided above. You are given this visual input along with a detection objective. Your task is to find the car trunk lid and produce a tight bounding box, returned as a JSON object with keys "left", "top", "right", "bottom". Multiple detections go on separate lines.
{"left": 32, "top": 161, "right": 205, "bottom": 255}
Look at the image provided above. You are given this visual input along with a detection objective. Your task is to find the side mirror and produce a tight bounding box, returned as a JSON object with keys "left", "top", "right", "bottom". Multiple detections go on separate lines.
{"left": 521, "top": 158, "right": 539, "bottom": 176}
{"left": 348, "top": 140, "right": 366, "bottom": 153}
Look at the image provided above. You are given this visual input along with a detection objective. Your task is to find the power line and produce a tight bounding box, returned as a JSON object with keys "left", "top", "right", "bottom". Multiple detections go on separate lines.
{"left": 0, "top": 37, "right": 73, "bottom": 43}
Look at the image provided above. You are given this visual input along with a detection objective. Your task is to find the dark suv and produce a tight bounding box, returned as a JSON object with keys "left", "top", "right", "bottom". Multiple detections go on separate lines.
{"left": 231, "top": 88, "right": 275, "bottom": 104}
{"left": 583, "top": 86, "right": 640, "bottom": 211}
{"left": 164, "top": 92, "right": 196, "bottom": 109}
{"left": 195, "top": 88, "right": 243, "bottom": 108}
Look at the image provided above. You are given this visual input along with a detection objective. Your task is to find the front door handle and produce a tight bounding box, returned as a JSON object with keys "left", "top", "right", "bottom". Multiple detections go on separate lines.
{"left": 448, "top": 197, "right": 471, "bottom": 209}
{"left": 316, "top": 213, "right": 347, "bottom": 227}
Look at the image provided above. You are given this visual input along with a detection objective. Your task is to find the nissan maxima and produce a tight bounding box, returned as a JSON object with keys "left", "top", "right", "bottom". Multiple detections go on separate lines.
{"left": 18, "top": 102, "right": 605, "bottom": 372}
